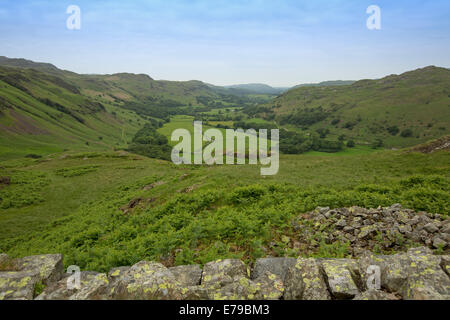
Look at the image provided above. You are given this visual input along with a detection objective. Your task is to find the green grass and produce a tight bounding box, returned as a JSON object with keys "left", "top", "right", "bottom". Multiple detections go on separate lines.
{"left": 0, "top": 149, "right": 448, "bottom": 272}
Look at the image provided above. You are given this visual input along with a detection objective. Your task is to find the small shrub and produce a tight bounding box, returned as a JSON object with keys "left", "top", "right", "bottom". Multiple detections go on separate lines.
{"left": 400, "top": 129, "right": 413, "bottom": 137}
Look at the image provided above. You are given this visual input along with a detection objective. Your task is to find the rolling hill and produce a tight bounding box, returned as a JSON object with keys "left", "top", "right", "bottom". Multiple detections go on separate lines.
{"left": 293, "top": 80, "right": 355, "bottom": 88}
{"left": 224, "top": 83, "right": 288, "bottom": 95}
{"left": 260, "top": 66, "right": 450, "bottom": 148}
{"left": 0, "top": 57, "right": 261, "bottom": 159}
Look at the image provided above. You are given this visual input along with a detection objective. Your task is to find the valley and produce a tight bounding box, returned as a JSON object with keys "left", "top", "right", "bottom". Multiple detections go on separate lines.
{"left": 0, "top": 56, "right": 449, "bottom": 275}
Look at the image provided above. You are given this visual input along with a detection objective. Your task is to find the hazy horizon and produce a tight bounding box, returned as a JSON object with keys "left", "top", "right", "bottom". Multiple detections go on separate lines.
{"left": 1, "top": 0, "right": 449, "bottom": 87}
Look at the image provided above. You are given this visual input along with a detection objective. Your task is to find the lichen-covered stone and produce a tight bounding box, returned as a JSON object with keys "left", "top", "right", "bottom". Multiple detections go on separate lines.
{"left": 201, "top": 259, "right": 248, "bottom": 287}
{"left": 358, "top": 225, "right": 378, "bottom": 240}
{"left": 353, "top": 290, "right": 399, "bottom": 300}
{"left": 321, "top": 259, "right": 361, "bottom": 299}
{"left": 402, "top": 247, "right": 450, "bottom": 300}
{"left": 0, "top": 271, "right": 39, "bottom": 300}
{"left": 441, "top": 255, "right": 450, "bottom": 277}
{"left": 423, "top": 223, "right": 439, "bottom": 234}
{"left": 106, "top": 261, "right": 200, "bottom": 300}
{"left": 373, "top": 254, "right": 409, "bottom": 292}
{"left": 107, "top": 267, "right": 130, "bottom": 285}
{"left": 14, "top": 254, "right": 63, "bottom": 286}
{"left": 284, "top": 257, "right": 330, "bottom": 300}
{"left": 209, "top": 272, "right": 284, "bottom": 300}
{"left": 252, "top": 257, "right": 296, "bottom": 282}
{"left": 169, "top": 265, "right": 202, "bottom": 286}
{"left": 70, "top": 273, "right": 109, "bottom": 300}
{"left": 36, "top": 271, "right": 107, "bottom": 300}
{"left": 3, "top": 246, "right": 450, "bottom": 300}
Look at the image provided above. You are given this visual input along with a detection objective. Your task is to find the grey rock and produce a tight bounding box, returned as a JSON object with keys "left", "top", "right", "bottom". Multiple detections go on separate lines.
{"left": 407, "top": 216, "right": 420, "bottom": 226}
{"left": 69, "top": 273, "right": 109, "bottom": 300}
{"left": 13, "top": 254, "right": 64, "bottom": 286}
{"left": 440, "top": 256, "right": 450, "bottom": 277}
{"left": 358, "top": 225, "right": 378, "bottom": 240}
{"left": 37, "top": 271, "right": 104, "bottom": 300}
{"left": 169, "top": 264, "right": 202, "bottom": 286}
{"left": 398, "top": 224, "right": 412, "bottom": 234}
{"left": 402, "top": 247, "right": 450, "bottom": 300}
{"left": 317, "top": 207, "right": 330, "bottom": 215}
{"left": 336, "top": 218, "right": 347, "bottom": 229}
{"left": 0, "top": 270, "right": 40, "bottom": 300}
{"left": 252, "top": 257, "right": 296, "bottom": 282}
{"left": 424, "top": 223, "right": 439, "bottom": 234}
{"left": 107, "top": 261, "right": 199, "bottom": 300}
{"left": 108, "top": 267, "right": 130, "bottom": 284}
{"left": 441, "top": 224, "right": 450, "bottom": 234}
{"left": 353, "top": 290, "right": 399, "bottom": 300}
{"left": 321, "top": 259, "right": 361, "bottom": 299}
{"left": 209, "top": 272, "right": 284, "bottom": 300}
{"left": 433, "top": 236, "right": 447, "bottom": 249}
{"left": 343, "top": 226, "right": 354, "bottom": 233}
{"left": 284, "top": 258, "right": 330, "bottom": 300}
{"left": 202, "top": 259, "right": 248, "bottom": 287}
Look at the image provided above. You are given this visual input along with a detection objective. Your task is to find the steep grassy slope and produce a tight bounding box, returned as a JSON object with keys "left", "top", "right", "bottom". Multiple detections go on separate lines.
{"left": 0, "top": 66, "right": 144, "bottom": 159}
{"left": 264, "top": 66, "right": 450, "bottom": 147}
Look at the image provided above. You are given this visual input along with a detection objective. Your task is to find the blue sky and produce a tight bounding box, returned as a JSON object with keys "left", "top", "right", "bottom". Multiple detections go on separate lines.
{"left": 0, "top": 0, "right": 449, "bottom": 86}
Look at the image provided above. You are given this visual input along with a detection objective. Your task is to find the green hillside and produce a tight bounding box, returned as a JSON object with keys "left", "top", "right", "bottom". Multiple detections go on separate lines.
{"left": 258, "top": 66, "right": 450, "bottom": 148}
{"left": 0, "top": 57, "right": 267, "bottom": 160}
{"left": 0, "top": 65, "right": 146, "bottom": 159}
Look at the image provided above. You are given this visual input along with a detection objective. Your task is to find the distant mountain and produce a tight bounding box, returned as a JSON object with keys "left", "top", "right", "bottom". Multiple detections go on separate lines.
{"left": 292, "top": 80, "right": 355, "bottom": 89}
{"left": 0, "top": 56, "right": 73, "bottom": 76}
{"left": 224, "top": 83, "right": 288, "bottom": 95}
{"left": 261, "top": 66, "right": 450, "bottom": 148}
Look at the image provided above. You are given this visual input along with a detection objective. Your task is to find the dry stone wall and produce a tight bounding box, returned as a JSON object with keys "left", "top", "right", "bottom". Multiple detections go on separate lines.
{"left": 1, "top": 205, "right": 449, "bottom": 300}
{"left": 1, "top": 246, "right": 449, "bottom": 300}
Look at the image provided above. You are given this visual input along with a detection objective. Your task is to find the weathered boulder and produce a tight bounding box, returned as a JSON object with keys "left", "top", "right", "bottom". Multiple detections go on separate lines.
{"left": 210, "top": 272, "right": 284, "bottom": 300}
{"left": 321, "top": 259, "right": 361, "bottom": 299}
{"left": 13, "top": 254, "right": 64, "bottom": 286}
{"left": 106, "top": 261, "right": 200, "bottom": 300}
{"left": 284, "top": 258, "right": 330, "bottom": 300}
{"left": 423, "top": 223, "right": 439, "bottom": 234}
{"left": 433, "top": 236, "right": 447, "bottom": 249}
{"left": 402, "top": 247, "right": 450, "bottom": 300}
{"left": 70, "top": 273, "right": 109, "bottom": 300}
{"left": 441, "top": 222, "right": 450, "bottom": 235}
{"left": 441, "top": 256, "right": 450, "bottom": 277}
{"left": 0, "top": 271, "right": 40, "bottom": 300}
{"left": 358, "top": 225, "right": 378, "bottom": 240}
{"left": 108, "top": 267, "right": 130, "bottom": 284}
{"left": 169, "top": 265, "right": 202, "bottom": 287}
{"left": 252, "top": 257, "right": 296, "bottom": 282}
{"left": 36, "top": 271, "right": 107, "bottom": 300}
{"left": 358, "top": 251, "right": 409, "bottom": 293}
{"left": 201, "top": 259, "right": 248, "bottom": 287}
{"left": 353, "top": 290, "right": 399, "bottom": 300}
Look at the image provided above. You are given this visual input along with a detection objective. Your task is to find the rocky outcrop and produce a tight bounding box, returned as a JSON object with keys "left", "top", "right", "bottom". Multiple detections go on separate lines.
{"left": 293, "top": 204, "right": 449, "bottom": 256}
{"left": 1, "top": 247, "right": 449, "bottom": 300}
